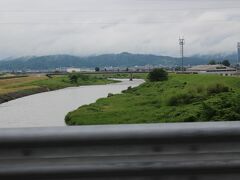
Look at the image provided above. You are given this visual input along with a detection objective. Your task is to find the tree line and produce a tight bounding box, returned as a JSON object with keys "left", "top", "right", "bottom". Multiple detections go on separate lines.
{"left": 208, "top": 60, "right": 230, "bottom": 67}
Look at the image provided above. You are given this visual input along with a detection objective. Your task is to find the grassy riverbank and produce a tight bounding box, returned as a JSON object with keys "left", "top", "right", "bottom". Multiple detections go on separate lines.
{"left": 65, "top": 74, "right": 240, "bottom": 125}
{"left": 0, "top": 74, "right": 116, "bottom": 104}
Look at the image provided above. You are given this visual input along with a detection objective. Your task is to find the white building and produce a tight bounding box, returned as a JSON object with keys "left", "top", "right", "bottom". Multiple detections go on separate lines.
{"left": 66, "top": 68, "right": 81, "bottom": 73}
{"left": 187, "top": 65, "right": 236, "bottom": 74}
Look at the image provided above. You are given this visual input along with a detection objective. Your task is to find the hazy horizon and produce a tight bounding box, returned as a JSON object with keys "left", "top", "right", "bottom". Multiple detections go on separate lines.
{"left": 0, "top": 0, "right": 240, "bottom": 58}
{"left": 1, "top": 51, "right": 238, "bottom": 62}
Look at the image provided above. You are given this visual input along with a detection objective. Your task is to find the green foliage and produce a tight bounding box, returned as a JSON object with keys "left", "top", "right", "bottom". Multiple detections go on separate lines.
{"left": 148, "top": 68, "right": 168, "bottom": 82}
{"left": 200, "top": 94, "right": 240, "bottom": 121}
{"left": 201, "top": 102, "right": 216, "bottom": 120}
{"left": 107, "top": 93, "right": 114, "bottom": 97}
{"left": 68, "top": 73, "right": 91, "bottom": 84}
{"left": 66, "top": 74, "right": 240, "bottom": 125}
{"left": 222, "top": 60, "right": 230, "bottom": 67}
{"left": 69, "top": 74, "right": 78, "bottom": 84}
{"left": 95, "top": 67, "right": 100, "bottom": 72}
{"left": 166, "top": 93, "right": 195, "bottom": 106}
{"left": 207, "top": 83, "right": 229, "bottom": 95}
{"left": 30, "top": 74, "right": 116, "bottom": 90}
{"left": 208, "top": 60, "right": 216, "bottom": 65}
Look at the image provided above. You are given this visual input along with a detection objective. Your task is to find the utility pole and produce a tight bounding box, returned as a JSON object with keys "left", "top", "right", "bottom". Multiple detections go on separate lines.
{"left": 179, "top": 37, "right": 185, "bottom": 72}
{"left": 237, "top": 42, "right": 240, "bottom": 68}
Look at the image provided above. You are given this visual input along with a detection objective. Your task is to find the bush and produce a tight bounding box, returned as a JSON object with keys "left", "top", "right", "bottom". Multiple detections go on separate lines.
{"left": 107, "top": 93, "right": 114, "bottom": 97}
{"left": 148, "top": 68, "right": 168, "bottom": 82}
{"left": 222, "top": 60, "right": 230, "bottom": 67}
{"left": 68, "top": 73, "right": 89, "bottom": 84}
{"left": 69, "top": 73, "right": 78, "bottom": 84}
{"left": 167, "top": 93, "right": 195, "bottom": 106}
{"left": 78, "top": 74, "right": 89, "bottom": 81}
{"left": 198, "top": 94, "right": 240, "bottom": 121}
{"left": 208, "top": 60, "right": 216, "bottom": 65}
{"left": 201, "top": 102, "right": 216, "bottom": 120}
{"left": 95, "top": 67, "right": 100, "bottom": 72}
{"left": 127, "top": 86, "right": 132, "bottom": 90}
{"left": 207, "top": 83, "right": 229, "bottom": 95}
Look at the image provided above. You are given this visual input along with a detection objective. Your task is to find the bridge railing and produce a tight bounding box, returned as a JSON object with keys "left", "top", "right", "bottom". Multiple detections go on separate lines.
{"left": 1, "top": 121, "right": 240, "bottom": 179}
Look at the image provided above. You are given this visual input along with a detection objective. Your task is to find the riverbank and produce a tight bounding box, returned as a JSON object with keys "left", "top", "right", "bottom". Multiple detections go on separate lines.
{"left": 0, "top": 78, "right": 144, "bottom": 128}
{"left": 0, "top": 74, "right": 116, "bottom": 104}
{"left": 65, "top": 74, "right": 240, "bottom": 125}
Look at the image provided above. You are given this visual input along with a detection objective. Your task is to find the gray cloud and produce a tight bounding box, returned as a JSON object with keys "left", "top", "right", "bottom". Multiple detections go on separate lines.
{"left": 0, "top": 0, "right": 240, "bottom": 58}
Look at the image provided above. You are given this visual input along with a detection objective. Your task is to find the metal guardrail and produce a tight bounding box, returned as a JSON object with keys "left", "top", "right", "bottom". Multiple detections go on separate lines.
{"left": 1, "top": 121, "right": 240, "bottom": 179}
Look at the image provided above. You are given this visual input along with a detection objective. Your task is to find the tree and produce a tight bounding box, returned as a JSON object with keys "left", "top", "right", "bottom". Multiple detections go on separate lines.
{"left": 222, "top": 60, "right": 230, "bottom": 67}
{"left": 148, "top": 68, "right": 168, "bottom": 82}
{"left": 95, "top": 67, "right": 100, "bottom": 72}
{"left": 208, "top": 60, "right": 216, "bottom": 65}
{"left": 69, "top": 73, "right": 78, "bottom": 84}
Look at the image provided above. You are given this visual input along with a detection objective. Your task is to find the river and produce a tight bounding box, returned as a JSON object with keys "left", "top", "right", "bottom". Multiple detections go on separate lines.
{"left": 0, "top": 79, "right": 144, "bottom": 128}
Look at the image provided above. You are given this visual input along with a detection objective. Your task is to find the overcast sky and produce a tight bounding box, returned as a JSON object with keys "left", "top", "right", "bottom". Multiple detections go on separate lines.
{"left": 0, "top": 0, "right": 240, "bottom": 58}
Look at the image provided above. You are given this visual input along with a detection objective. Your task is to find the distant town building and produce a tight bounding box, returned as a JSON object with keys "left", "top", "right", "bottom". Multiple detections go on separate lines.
{"left": 187, "top": 64, "right": 236, "bottom": 74}
{"left": 66, "top": 68, "right": 81, "bottom": 73}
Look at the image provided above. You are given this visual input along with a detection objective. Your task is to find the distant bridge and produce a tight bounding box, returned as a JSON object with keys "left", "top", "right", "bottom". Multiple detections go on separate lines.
{"left": 45, "top": 71, "right": 148, "bottom": 80}
{"left": 1, "top": 121, "right": 240, "bottom": 179}
{"left": 46, "top": 70, "right": 149, "bottom": 75}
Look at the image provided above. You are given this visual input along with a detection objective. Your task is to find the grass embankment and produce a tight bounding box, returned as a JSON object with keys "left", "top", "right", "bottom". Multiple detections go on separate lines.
{"left": 0, "top": 74, "right": 116, "bottom": 104}
{"left": 65, "top": 74, "right": 240, "bottom": 125}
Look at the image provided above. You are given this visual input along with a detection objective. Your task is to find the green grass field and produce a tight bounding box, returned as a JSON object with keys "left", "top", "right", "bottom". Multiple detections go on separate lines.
{"left": 27, "top": 75, "right": 117, "bottom": 90}
{"left": 0, "top": 74, "right": 116, "bottom": 94}
{"left": 65, "top": 74, "right": 240, "bottom": 125}
{"left": 0, "top": 74, "right": 116, "bottom": 103}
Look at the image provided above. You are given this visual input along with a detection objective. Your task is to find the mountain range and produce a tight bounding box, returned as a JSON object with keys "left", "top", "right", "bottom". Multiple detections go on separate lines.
{"left": 0, "top": 52, "right": 238, "bottom": 71}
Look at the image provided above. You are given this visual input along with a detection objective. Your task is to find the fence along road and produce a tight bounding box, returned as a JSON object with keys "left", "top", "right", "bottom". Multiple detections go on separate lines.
{"left": 1, "top": 121, "right": 240, "bottom": 179}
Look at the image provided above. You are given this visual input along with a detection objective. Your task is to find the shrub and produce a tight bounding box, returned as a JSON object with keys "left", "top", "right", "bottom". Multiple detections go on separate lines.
{"left": 207, "top": 83, "right": 229, "bottom": 95}
{"left": 77, "top": 74, "right": 89, "bottom": 81}
{"left": 201, "top": 103, "right": 216, "bottom": 120}
{"left": 68, "top": 73, "right": 89, "bottom": 84}
{"left": 167, "top": 93, "right": 195, "bottom": 106}
{"left": 208, "top": 60, "right": 216, "bottom": 65}
{"left": 150, "top": 100, "right": 161, "bottom": 108}
{"left": 122, "top": 86, "right": 138, "bottom": 94}
{"left": 148, "top": 68, "right": 168, "bottom": 82}
{"left": 199, "top": 94, "right": 240, "bottom": 121}
{"left": 196, "top": 86, "right": 205, "bottom": 93}
{"left": 183, "top": 115, "right": 198, "bottom": 122}
{"left": 127, "top": 86, "right": 132, "bottom": 90}
{"left": 222, "top": 60, "right": 230, "bottom": 67}
{"left": 95, "top": 67, "right": 100, "bottom": 72}
{"left": 108, "top": 93, "right": 114, "bottom": 97}
{"left": 69, "top": 73, "right": 78, "bottom": 84}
